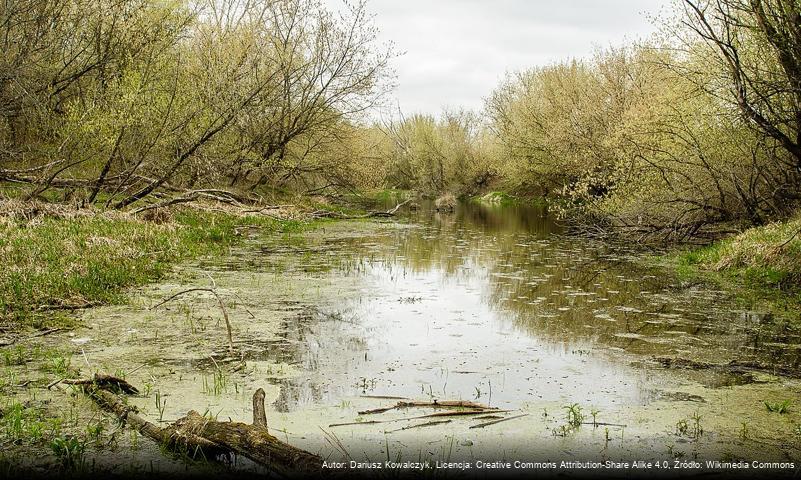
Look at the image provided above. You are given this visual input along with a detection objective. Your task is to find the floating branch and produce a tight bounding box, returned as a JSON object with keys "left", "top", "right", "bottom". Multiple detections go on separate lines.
{"left": 469, "top": 414, "right": 529, "bottom": 429}
{"left": 384, "top": 420, "right": 452, "bottom": 433}
{"left": 329, "top": 409, "right": 511, "bottom": 428}
{"left": 358, "top": 399, "right": 497, "bottom": 415}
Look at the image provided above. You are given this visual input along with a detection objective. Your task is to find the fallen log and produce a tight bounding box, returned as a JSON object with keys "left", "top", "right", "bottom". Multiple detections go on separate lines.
{"left": 70, "top": 376, "right": 323, "bottom": 477}
{"left": 310, "top": 199, "right": 412, "bottom": 220}
{"left": 168, "top": 411, "right": 321, "bottom": 476}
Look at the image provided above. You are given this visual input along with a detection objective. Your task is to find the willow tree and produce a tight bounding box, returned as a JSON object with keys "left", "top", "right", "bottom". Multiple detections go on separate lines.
{"left": 0, "top": 0, "right": 394, "bottom": 207}
{"left": 680, "top": 0, "right": 801, "bottom": 178}
{"left": 220, "top": 0, "right": 395, "bottom": 192}
{"left": 0, "top": 0, "right": 194, "bottom": 198}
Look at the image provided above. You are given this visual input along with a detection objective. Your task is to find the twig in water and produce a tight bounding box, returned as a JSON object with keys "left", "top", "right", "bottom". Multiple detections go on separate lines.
{"left": 469, "top": 413, "right": 529, "bottom": 429}
{"left": 328, "top": 420, "right": 385, "bottom": 427}
{"left": 151, "top": 287, "right": 234, "bottom": 354}
{"left": 47, "top": 378, "right": 65, "bottom": 390}
{"left": 581, "top": 422, "right": 627, "bottom": 427}
{"left": 127, "top": 362, "right": 149, "bottom": 376}
{"left": 384, "top": 419, "right": 452, "bottom": 433}
{"left": 359, "top": 395, "right": 410, "bottom": 400}
{"left": 358, "top": 399, "right": 496, "bottom": 415}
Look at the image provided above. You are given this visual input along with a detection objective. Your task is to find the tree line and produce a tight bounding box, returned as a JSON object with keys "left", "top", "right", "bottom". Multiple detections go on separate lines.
{"left": 0, "top": 0, "right": 394, "bottom": 208}
{"left": 1, "top": 0, "right": 800, "bottom": 240}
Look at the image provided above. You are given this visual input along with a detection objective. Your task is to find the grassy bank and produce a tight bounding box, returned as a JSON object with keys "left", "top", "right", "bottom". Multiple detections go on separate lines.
{"left": 0, "top": 203, "right": 310, "bottom": 331}
{"left": 659, "top": 216, "right": 801, "bottom": 320}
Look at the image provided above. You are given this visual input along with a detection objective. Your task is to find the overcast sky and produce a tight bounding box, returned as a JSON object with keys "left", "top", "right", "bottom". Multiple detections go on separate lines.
{"left": 328, "top": 0, "right": 669, "bottom": 116}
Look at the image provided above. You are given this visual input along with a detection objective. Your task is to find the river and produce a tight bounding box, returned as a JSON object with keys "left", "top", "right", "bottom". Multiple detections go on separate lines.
{"left": 62, "top": 201, "right": 801, "bottom": 475}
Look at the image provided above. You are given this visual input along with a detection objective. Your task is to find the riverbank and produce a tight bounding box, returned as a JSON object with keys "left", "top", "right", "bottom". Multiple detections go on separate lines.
{"left": 0, "top": 199, "right": 326, "bottom": 334}
{"left": 654, "top": 216, "right": 801, "bottom": 323}
{"left": 1, "top": 198, "right": 801, "bottom": 477}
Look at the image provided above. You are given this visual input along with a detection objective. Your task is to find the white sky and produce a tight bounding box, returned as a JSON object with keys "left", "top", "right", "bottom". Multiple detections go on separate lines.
{"left": 328, "top": 0, "right": 670, "bottom": 116}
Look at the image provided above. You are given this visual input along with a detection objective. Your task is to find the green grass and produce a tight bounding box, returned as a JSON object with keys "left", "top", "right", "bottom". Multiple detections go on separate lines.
{"left": 765, "top": 400, "right": 792, "bottom": 414}
{"left": 676, "top": 217, "right": 801, "bottom": 289}
{"left": 0, "top": 207, "right": 311, "bottom": 330}
{"left": 659, "top": 215, "right": 801, "bottom": 321}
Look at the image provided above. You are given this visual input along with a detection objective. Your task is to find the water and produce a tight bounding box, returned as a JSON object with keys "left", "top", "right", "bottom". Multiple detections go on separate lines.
{"left": 242, "top": 202, "right": 800, "bottom": 412}
{"left": 73, "top": 201, "right": 801, "bottom": 470}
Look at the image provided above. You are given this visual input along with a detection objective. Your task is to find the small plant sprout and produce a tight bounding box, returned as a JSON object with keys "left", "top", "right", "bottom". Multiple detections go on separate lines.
{"left": 687, "top": 412, "right": 703, "bottom": 439}
{"left": 564, "top": 403, "right": 584, "bottom": 427}
{"left": 590, "top": 408, "right": 600, "bottom": 426}
{"left": 155, "top": 390, "right": 167, "bottom": 422}
{"left": 739, "top": 422, "right": 749, "bottom": 441}
{"left": 676, "top": 418, "right": 689, "bottom": 436}
{"left": 765, "top": 400, "right": 792, "bottom": 414}
{"left": 50, "top": 435, "right": 86, "bottom": 471}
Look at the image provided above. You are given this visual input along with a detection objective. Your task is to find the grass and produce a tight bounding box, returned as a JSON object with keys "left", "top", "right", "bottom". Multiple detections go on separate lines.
{"left": 676, "top": 216, "right": 801, "bottom": 289}
{"left": 765, "top": 400, "right": 792, "bottom": 414}
{"left": 0, "top": 204, "right": 312, "bottom": 330}
{"left": 659, "top": 215, "right": 801, "bottom": 321}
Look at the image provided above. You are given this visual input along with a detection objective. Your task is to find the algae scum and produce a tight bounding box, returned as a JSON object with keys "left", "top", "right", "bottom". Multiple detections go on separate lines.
{"left": 4, "top": 203, "right": 801, "bottom": 476}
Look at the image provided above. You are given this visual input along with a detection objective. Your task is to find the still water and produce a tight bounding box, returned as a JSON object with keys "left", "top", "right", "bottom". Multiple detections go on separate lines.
{"left": 242, "top": 202, "right": 800, "bottom": 412}
{"left": 76, "top": 201, "right": 801, "bottom": 470}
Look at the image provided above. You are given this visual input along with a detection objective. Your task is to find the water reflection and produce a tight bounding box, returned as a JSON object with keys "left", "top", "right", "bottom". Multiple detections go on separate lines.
{"left": 245, "top": 202, "right": 801, "bottom": 411}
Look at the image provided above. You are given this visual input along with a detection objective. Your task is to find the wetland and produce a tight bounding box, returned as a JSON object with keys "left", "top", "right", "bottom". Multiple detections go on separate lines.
{"left": 2, "top": 201, "right": 800, "bottom": 477}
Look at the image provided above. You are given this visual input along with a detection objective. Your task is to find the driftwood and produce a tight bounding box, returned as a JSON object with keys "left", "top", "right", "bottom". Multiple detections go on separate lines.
{"left": 329, "top": 409, "right": 510, "bottom": 427}
{"left": 358, "top": 399, "right": 496, "bottom": 415}
{"left": 253, "top": 387, "right": 268, "bottom": 429}
{"left": 310, "top": 199, "right": 412, "bottom": 220}
{"left": 71, "top": 376, "right": 322, "bottom": 477}
{"left": 169, "top": 411, "right": 321, "bottom": 476}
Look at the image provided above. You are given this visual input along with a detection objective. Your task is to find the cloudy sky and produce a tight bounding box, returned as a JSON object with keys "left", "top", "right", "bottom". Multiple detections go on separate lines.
{"left": 329, "top": 0, "right": 669, "bottom": 116}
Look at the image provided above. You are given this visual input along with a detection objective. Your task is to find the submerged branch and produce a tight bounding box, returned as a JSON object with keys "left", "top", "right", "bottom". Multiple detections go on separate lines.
{"left": 151, "top": 287, "right": 234, "bottom": 354}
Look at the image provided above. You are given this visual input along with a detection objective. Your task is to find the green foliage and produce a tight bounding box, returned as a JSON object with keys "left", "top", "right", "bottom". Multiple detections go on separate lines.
{"left": 674, "top": 217, "right": 801, "bottom": 291}
{"left": 382, "top": 111, "right": 499, "bottom": 197}
{"left": 0, "top": 208, "right": 301, "bottom": 329}
{"left": 0, "top": 401, "right": 61, "bottom": 445}
{"left": 49, "top": 436, "right": 86, "bottom": 471}
{"left": 485, "top": 42, "right": 801, "bottom": 239}
{"left": 765, "top": 400, "right": 792, "bottom": 414}
{"left": 1, "top": 0, "right": 394, "bottom": 204}
{"left": 564, "top": 403, "right": 584, "bottom": 427}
